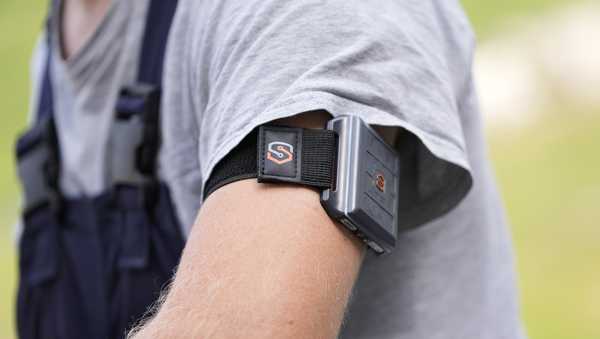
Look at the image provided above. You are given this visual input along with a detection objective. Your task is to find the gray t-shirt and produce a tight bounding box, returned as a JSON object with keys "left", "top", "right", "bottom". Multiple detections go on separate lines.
{"left": 28, "top": 0, "right": 526, "bottom": 338}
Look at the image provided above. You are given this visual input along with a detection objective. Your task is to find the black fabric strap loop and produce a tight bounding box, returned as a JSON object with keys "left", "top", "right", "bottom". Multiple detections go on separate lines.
{"left": 204, "top": 126, "right": 337, "bottom": 199}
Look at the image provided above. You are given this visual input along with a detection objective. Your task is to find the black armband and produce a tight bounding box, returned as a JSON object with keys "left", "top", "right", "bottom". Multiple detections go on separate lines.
{"left": 204, "top": 116, "right": 400, "bottom": 255}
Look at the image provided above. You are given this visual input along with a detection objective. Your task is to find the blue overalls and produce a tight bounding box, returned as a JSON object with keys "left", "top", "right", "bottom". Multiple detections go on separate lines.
{"left": 15, "top": 1, "right": 183, "bottom": 338}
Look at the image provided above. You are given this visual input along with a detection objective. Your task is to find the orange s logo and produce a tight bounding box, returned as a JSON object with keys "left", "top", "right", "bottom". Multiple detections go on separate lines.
{"left": 267, "top": 141, "right": 294, "bottom": 165}
{"left": 375, "top": 173, "right": 385, "bottom": 192}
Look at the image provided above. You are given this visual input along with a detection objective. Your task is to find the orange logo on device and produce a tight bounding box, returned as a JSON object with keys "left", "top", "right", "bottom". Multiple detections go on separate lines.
{"left": 267, "top": 141, "right": 294, "bottom": 165}
{"left": 375, "top": 173, "right": 386, "bottom": 192}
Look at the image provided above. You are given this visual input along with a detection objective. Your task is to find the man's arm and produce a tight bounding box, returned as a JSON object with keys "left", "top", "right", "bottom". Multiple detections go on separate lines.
{"left": 131, "top": 114, "right": 367, "bottom": 339}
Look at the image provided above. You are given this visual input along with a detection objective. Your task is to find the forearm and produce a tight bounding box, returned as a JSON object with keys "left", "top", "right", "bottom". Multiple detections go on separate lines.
{"left": 131, "top": 180, "right": 365, "bottom": 339}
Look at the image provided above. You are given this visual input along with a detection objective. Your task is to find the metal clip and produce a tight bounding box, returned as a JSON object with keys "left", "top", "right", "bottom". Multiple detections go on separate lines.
{"left": 109, "top": 83, "right": 161, "bottom": 186}
{"left": 16, "top": 117, "right": 61, "bottom": 215}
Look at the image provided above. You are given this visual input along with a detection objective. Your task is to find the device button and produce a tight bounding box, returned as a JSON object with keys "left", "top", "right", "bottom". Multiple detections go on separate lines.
{"left": 340, "top": 218, "right": 358, "bottom": 231}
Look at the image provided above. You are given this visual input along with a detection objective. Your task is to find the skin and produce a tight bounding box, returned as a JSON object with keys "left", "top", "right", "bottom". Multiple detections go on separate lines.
{"left": 62, "top": 3, "right": 399, "bottom": 337}
{"left": 129, "top": 112, "right": 370, "bottom": 339}
{"left": 60, "top": 0, "right": 111, "bottom": 59}
{"left": 131, "top": 182, "right": 365, "bottom": 338}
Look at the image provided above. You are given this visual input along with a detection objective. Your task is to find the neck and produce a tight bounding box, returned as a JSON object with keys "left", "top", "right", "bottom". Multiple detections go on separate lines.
{"left": 60, "top": 0, "right": 112, "bottom": 59}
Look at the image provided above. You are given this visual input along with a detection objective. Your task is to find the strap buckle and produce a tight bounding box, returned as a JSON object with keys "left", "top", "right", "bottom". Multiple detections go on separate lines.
{"left": 110, "top": 83, "right": 161, "bottom": 186}
{"left": 16, "top": 117, "right": 62, "bottom": 216}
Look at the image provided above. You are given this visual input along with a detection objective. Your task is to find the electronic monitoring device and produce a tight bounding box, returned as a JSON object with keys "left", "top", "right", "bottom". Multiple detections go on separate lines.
{"left": 205, "top": 115, "right": 401, "bottom": 254}
{"left": 320, "top": 116, "right": 399, "bottom": 254}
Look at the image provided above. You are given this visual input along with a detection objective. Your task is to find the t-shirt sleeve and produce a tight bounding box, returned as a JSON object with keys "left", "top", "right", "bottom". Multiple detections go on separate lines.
{"left": 172, "top": 0, "right": 474, "bottom": 229}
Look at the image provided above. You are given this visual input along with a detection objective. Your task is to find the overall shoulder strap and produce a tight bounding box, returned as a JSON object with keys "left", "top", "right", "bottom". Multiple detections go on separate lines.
{"left": 110, "top": 0, "right": 179, "bottom": 184}
{"left": 136, "top": 0, "right": 179, "bottom": 85}
{"left": 36, "top": 42, "right": 54, "bottom": 121}
{"left": 36, "top": 0, "right": 179, "bottom": 121}
{"left": 35, "top": 1, "right": 57, "bottom": 121}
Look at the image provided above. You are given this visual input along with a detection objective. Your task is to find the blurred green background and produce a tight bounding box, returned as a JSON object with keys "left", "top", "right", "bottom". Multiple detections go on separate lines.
{"left": 0, "top": 1, "right": 598, "bottom": 338}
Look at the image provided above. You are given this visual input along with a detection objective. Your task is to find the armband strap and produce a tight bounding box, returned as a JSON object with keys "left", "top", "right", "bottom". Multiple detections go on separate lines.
{"left": 204, "top": 126, "right": 337, "bottom": 198}
{"left": 205, "top": 116, "right": 401, "bottom": 255}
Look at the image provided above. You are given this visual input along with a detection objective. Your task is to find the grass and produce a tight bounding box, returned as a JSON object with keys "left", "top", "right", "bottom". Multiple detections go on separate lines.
{"left": 461, "top": 0, "right": 585, "bottom": 38}
{"left": 489, "top": 111, "right": 600, "bottom": 339}
{"left": 0, "top": 1, "right": 598, "bottom": 339}
{"left": 0, "top": 2, "right": 46, "bottom": 338}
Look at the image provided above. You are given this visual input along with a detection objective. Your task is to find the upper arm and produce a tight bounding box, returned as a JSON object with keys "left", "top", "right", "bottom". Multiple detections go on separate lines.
{"left": 145, "top": 0, "right": 477, "bottom": 335}
{"left": 137, "top": 113, "right": 365, "bottom": 339}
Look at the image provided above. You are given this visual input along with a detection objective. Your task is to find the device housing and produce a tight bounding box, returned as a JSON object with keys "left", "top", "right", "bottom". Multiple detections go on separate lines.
{"left": 320, "top": 116, "right": 400, "bottom": 254}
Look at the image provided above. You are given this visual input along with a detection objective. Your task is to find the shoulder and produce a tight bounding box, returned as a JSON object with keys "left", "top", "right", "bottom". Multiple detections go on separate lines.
{"left": 169, "top": 0, "right": 475, "bottom": 61}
